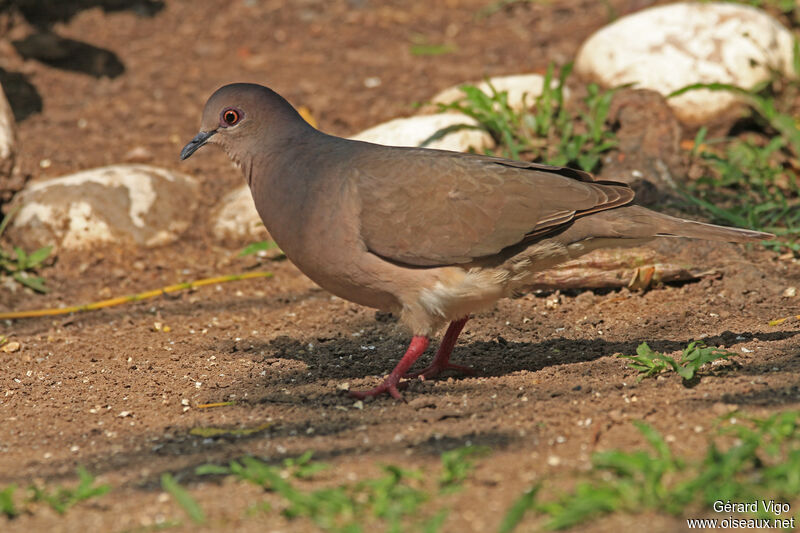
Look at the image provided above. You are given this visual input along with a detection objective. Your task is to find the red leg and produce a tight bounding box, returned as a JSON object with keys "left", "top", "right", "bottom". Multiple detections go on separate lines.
{"left": 405, "top": 316, "right": 474, "bottom": 381}
{"left": 349, "top": 336, "right": 430, "bottom": 401}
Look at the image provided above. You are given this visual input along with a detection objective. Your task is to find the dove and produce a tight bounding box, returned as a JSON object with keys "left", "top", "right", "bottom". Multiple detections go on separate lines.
{"left": 181, "top": 83, "right": 772, "bottom": 400}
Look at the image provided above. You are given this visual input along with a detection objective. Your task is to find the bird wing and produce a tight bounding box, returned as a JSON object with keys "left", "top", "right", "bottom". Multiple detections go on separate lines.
{"left": 353, "top": 146, "right": 634, "bottom": 267}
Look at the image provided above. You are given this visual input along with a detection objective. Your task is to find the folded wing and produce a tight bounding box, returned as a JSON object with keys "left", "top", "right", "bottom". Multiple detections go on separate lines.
{"left": 355, "top": 147, "right": 634, "bottom": 266}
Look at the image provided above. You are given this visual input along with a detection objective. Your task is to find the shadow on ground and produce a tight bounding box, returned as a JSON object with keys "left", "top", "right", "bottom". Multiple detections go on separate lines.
{"left": 0, "top": 0, "right": 165, "bottom": 118}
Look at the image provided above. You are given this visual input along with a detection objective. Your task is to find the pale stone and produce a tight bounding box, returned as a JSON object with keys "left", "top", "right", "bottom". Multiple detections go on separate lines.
{"left": 0, "top": 84, "right": 14, "bottom": 164}
{"left": 575, "top": 2, "right": 795, "bottom": 124}
{"left": 0, "top": 82, "right": 17, "bottom": 199}
{"left": 211, "top": 184, "right": 268, "bottom": 242}
{"left": 430, "top": 73, "right": 564, "bottom": 111}
{"left": 349, "top": 113, "right": 494, "bottom": 152}
{"left": 9, "top": 165, "right": 200, "bottom": 251}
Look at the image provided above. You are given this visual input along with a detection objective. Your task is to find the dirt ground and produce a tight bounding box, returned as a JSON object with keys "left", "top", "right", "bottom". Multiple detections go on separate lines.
{"left": 1, "top": 0, "right": 799, "bottom": 531}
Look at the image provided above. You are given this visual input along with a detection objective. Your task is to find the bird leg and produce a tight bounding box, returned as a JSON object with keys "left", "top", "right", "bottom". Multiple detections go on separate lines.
{"left": 349, "top": 336, "right": 430, "bottom": 400}
{"left": 405, "top": 316, "right": 474, "bottom": 380}
{"left": 349, "top": 317, "right": 473, "bottom": 400}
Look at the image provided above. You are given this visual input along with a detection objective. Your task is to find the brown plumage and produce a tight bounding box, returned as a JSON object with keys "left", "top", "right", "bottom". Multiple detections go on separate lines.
{"left": 181, "top": 83, "right": 772, "bottom": 400}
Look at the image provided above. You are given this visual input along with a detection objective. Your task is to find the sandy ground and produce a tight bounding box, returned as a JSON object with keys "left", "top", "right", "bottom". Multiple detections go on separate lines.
{"left": 0, "top": 1, "right": 798, "bottom": 531}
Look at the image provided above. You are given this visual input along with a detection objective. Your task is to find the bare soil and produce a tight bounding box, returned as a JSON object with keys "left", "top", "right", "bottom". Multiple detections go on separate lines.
{"left": 0, "top": 1, "right": 799, "bottom": 532}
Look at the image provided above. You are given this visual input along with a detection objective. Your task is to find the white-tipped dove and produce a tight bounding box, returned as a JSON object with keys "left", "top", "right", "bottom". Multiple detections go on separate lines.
{"left": 181, "top": 83, "right": 772, "bottom": 400}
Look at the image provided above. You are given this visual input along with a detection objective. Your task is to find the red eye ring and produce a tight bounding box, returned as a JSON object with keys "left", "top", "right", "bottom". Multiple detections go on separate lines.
{"left": 221, "top": 108, "right": 242, "bottom": 127}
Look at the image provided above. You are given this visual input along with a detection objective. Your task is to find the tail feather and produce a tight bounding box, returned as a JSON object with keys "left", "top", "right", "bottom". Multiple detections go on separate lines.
{"left": 654, "top": 220, "right": 773, "bottom": 242}
{"left": 573, "top": 205, "right": 774, "bottom": 243}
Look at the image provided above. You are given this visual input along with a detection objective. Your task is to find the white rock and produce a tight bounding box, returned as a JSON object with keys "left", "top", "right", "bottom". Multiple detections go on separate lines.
{"left": 9, "top": 164, "right": 200, "bottom": 251}
{"left": 0, "top": 83, "right": 17, "bottom": 196}
{"left": 0, "top": 84, "right": 15, "bottom": 169}
{"left": 430, "top": 73, "right": 563, "bottom": 111}
{"left": 211, "top": 184, "right": 268, "bottom": 242}
{"left": 349, "top": 114, "right": 494, "bottom": 152}
{"left": 575, "top": 2, "right": 795, "bottom": 124}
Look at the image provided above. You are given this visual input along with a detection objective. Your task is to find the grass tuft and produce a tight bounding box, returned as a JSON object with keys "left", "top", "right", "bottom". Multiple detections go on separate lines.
{"left": 670, "top": 78, "right": 800, "bottom": 252}
{"left": 438, "top": 445, "right": 489, "bottom": 494}
{"left": 0, "top": 484, "right": 18, "bottom": 519}
{"left": 429, "top": 63, "right": 620, "bottom": 173}
{"left": 501, "top": 411, "right": 800, "bottom": 530}
{"left": 195, "top": 446, "right": 485, "bottom": 532}
{"left": 28, "top": 466, "right": 110, "bottom": 515}
{"left": 0, "top": 208, "right": 52, "bottom": 293}
{"left": 616, "top": 341, "right": 737, "bottom": 382}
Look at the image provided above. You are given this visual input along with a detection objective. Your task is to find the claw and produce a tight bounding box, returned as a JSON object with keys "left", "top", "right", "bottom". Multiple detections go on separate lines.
{"left": 404, "top": 362, "right": 476, "bottom": 381}
{"left": 347, "top": 336, "right": 429, "bottom": 401}
{"left": 344, "top": 317, "right": 472, "bottom": 401}
{"left": 349, "top": 379, "right": 407, "bottom": 401}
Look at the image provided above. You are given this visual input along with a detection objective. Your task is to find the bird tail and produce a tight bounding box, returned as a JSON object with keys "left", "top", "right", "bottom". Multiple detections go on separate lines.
{"left": 574, "top": 205, "right": 774, "bottom": 243}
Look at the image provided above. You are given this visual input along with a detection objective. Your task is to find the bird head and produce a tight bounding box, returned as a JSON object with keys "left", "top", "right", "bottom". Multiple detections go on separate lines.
{"left": 180, "top": 83, "right": 309, "bottom": 162}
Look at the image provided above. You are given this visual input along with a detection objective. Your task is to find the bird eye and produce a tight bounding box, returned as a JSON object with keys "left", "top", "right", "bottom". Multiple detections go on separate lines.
{"left": 220, "top": 108, "right": 242, "bottom": 127}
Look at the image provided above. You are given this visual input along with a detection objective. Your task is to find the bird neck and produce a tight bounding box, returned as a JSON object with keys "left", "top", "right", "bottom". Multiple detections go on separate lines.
{"left": 239, "top": 153, "right": 256, "bottom": 188}
{"left": 219, "top": 137, "right": 257, "bottom": 187}
{"left": 247, "top": 143, "right": 305, "bottom": 218}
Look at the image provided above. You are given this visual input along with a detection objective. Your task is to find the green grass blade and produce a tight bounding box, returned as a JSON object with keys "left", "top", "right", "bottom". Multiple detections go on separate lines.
{"left": 667, "top": 82, "right": 752, "bottom": 99}
{"left": 498, "top": 485, "right": 540, "bottom": 533}
{"left": 195, "top": 464, "right": 231, "bottom": 476}
{"left": 238, "top": 240, "right": 279, "bottom": 257}
{"left": 25, "top": 246, "right": 52, "bottom": 268}
{"left": 161, "top": 473, "right": 206, "bottom": 525}
{"left": 0, "top": 484, "right": 18, "bottom": 518}
{"left": 419, "top": 123, "right": 484, "bottom": 148}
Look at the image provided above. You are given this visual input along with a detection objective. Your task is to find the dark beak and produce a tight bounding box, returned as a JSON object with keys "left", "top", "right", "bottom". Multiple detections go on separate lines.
{"left": 180, "top": 130, "right": 216, "bottom": 160}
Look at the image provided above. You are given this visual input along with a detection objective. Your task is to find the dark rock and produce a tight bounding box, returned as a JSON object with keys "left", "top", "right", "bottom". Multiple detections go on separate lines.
{"left": 600, "top": 89, "right": 685, "bottom": 205}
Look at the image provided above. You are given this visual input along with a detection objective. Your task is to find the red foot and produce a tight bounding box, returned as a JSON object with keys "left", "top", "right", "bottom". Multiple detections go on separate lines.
{"left": 349, "top": 377, "right": 408, "bottom": 401}
{"left": 404, "top": 316, "right": 471, "bottom": 380}
{"left": 404, "top": 362, "right": 476, "bottom": 381}
{"left": 347, "top": 316, "right": 472, "bottom": 401}
{"left": 349, "top": 336, "right": 429, "bottom": 401}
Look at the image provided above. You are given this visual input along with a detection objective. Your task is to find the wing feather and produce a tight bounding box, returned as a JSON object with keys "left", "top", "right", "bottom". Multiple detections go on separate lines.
{"left": 351, "top": 144, "right": 634, "bottom": 266}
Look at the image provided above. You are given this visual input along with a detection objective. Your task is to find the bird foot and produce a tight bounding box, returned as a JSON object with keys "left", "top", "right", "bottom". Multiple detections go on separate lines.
{"left": 404, "top": 362, "right": 476, "bottom": 381}
{"left": 348, "top": 336, "right": 431, "bottom": 401}
{"left": 349, "top": 376, "right": 408, "bottom": 401}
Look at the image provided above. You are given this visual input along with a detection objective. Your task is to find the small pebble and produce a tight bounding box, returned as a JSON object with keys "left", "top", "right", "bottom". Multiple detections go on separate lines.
{"left": 1, "top": 341, "right": 20, "bottom": 353}
{"left": 123, "top": 145, "right": 153, "bottom": 163}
